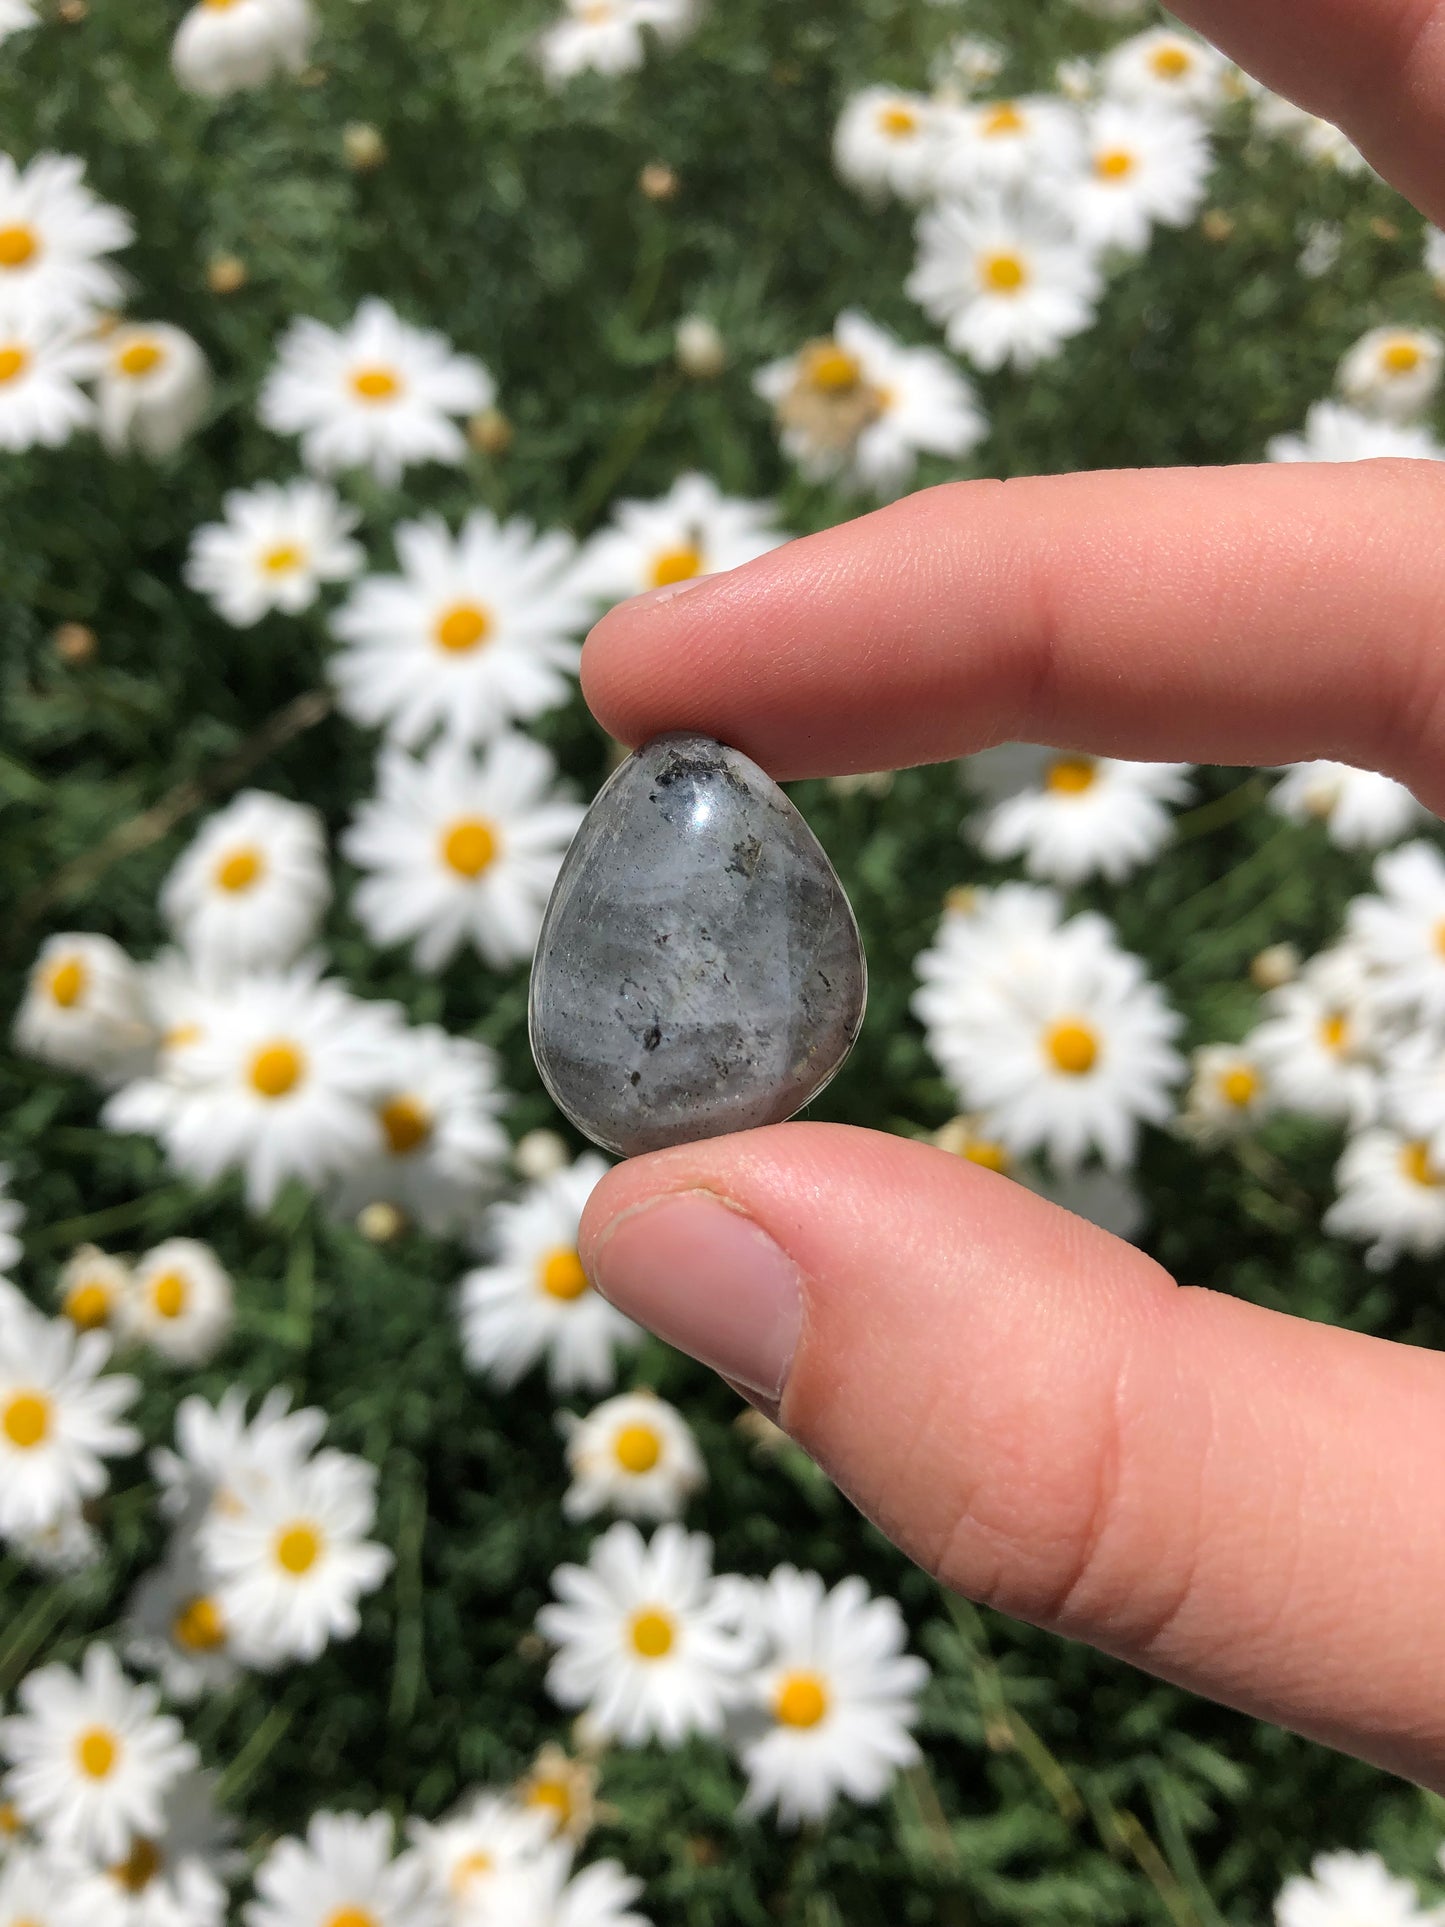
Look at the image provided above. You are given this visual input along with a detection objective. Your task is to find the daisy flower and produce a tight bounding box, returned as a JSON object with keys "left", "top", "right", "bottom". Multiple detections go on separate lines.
{"left": 967, "top": 746, "right": 1194, "bottom": 884}
{"left": 1325, "top": 1126, "right": 1445, "bottom": 1269}
{"left": 754, "top": 312, "right": 987, "bottom": 496}
{"left": 933, "top": 35, "right": 1006, "bottom": 91}
{"left": 572, "top": 472, "right": 786, "bottom": 603}
{"left": 1246, "top": 945, "right": 1384, "bottom": 1126}
{"left": 1347, "top": 841, "right": 1445, "bottom": 1023}
{"left": 172, "top": 0, "right": 316, "bottom": 97}
{"left": 160, "top": 961, "right": 400, "bottom": 1212}
{"left": 0, "top": 1645, "right": 196, "bottom": 1863}
{"left": 1070, "top": 103, "right": 1213, "bottom": 254}
{"left": 1276, "top": 1853, "right": 1434, "bottom": 1927}
{"left": 561, "top": 1391, "right": 706, "bottom": 1522}
{"left": 325, "top": 1024, "right": 509, "bottom": 1236}
{"left": 537, "top": 0, "right": 699, "bottom": 86}
{"left": 200, "top": 1447, "right": 392, "bottom": 1663}
{"left": 1269, "top": 762, "right": 1422, "bottom": 850}
{"left": 459, "top": 1153, "right": 643, "bottom": 1392}
{"left": 734, "top": 1567, "right": 927, "bottom": 1827}
{"left": 159, "top": 790, "right": 330, "bottom": 975}
{"left": 0, "top": 1, "right": 37, "bottom": 43}
{"left": 151, "top": 1386, "right": 327, "bottom": 1530}
{"left": 344, "top": 734, "right": 584, "bottom": 974}
{"left": 481, "top": 1855, "right": 651, "bottom": 1927}
{"left": 185, "top": 479, "right": 363, "bottom": 627}
{"left": 831, "top": 87, "right": 942, "bottom": 202}
{"left": 246, "top": 1811, "right": 444, "bottom": 1927}
{"left": 0, "top": 1853, "right": 62, "bottom": 1927}
{"left": 119, "top": 1240, "right": 233, "bottom": 1366}
{"left": 516, "top": 1744, "right": 602, "bottom": 1845}
{"left": 258, "top": 298, "right": 493, "bottom": 486}
{"left": 0, "top": 1307, "right": 138, "bottom": 1537}
{"left": 95, "top": 322, "right": 210, "bottom": 459}
{"left": 54, "top": 1771, "right": 239, "bottom": 1927}
{"left": 0, "top": 1167, "right": 22, "bottom": 1277}
{"left": 907, "top": 197, "right": 1102, "bottom": 372}
{"left": 125, "top": 1542, "right": 245, "bottom": 1701}
{"left": 1099, "top": 27, "right": 1231, "bottom": 117}
{"left": 406, "top": 1792, "right": 562, "bottom": 1918}
{"left": 1378, "top": 1028, "right": 1445, "bottom": 1164}
{"left": 1337, "top": 325, "right": 1444, "bottom": 423}
{"left": 13, "top": 933, "right": 153, "bottom": 1081}
{"left": 913, "top": 881, "right": 1075, "bottom": 1016}
{"left": 1253, "top": 91, "right": 1372, "bottom": 173}
{"left": 55, "top": 1245, "right": 131, "bottom": 1334}
{"left": 537, "top": 1522, "right": 754, "bottom": 1746}
{"left": 100, "top": 949, "right": 229, "bottom": 1154}
{"left": 1266, "top": 400, "right": 1445, "bottom": 463}
{"left": 328, "top": 510, "right": 586, "bottom": 746}
{"left": 0, "top": 151, "right": 131, "bottom": 320}
{"left": 9, "top": 1503, "right": 102, "bottom": 1577}
{"left": 0, "top": 302, "right": 99, "bottom": 450}
{"left": 1177, "top": 1043, "right": 1272, "bottom": 1146}
{"left": 930, "top": 95, "right": 1085, "bottom": 196}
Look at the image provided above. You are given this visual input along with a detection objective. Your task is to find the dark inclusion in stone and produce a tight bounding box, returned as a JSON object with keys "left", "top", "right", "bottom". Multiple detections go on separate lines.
{"left": 528, "top": 732, "right": 868, "bottom": 1157}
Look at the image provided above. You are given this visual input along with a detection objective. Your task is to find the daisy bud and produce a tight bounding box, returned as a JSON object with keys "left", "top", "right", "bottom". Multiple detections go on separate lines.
{"left": 468, "top": 406, "right": 513, "bottom": 456}
{"left": 53, "top": 622, "right": 96, "bottom": 666}
{"left": 513, "top": 1129, "right": 570, "bottom": 1181}
{"left": 1251, "top": 943, "right": 1301, "bottom": 990}
{"left": 1201, "top": 208, "right": 1235, "bottom": 242}
{"left": 639, "top": 161, "right": 679, "bottom": 201}
{"left": 343, "top": 122, "right": 387, "bottom": 171}
{"left": 674, "top": 315, "right": 726, "bottom": 379}
{"left": 356, "top": 1201, "right": 405, "bottom": 1243}
{"left": 207, "top": 254, "right": 247, "bottom": 295}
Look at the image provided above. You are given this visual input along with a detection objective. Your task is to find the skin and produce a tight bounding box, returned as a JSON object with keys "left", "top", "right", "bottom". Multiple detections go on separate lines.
{"left": 573, "top": 2, "right": 1445, "bottom": 1792}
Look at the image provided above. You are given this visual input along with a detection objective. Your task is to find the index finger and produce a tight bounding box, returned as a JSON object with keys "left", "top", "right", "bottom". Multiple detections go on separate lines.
{"left": 580, "top": 464, "right": 1445, "bottom": 806}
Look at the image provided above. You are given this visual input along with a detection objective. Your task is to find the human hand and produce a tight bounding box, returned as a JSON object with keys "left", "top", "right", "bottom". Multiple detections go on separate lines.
{"left": 572, "top": 0, "right": 1445, "bottom": 1794}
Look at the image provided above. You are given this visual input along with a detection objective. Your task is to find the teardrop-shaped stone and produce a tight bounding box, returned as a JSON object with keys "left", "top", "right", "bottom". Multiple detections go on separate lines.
{"left": 529, "top": 732, "right": 867, "bottom": 1157}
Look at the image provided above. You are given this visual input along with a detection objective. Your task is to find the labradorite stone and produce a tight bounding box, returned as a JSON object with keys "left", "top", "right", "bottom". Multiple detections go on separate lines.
{"left": 528, "top": 732, "right": 867, "bottom": 1157}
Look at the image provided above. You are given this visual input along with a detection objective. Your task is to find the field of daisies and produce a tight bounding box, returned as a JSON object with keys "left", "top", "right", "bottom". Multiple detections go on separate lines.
{"left": 8, "top": 0, "right": 1445, "bottom": 1923}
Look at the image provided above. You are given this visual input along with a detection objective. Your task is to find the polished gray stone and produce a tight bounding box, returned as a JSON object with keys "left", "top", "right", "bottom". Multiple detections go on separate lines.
{"left": 529, "top": 733, "right": 867, "bottom": 1157}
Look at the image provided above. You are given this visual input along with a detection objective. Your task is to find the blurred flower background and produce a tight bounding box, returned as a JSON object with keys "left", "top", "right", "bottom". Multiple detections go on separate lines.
{"left": 3, "top": 0, "right": 1445, "bottom": 1922}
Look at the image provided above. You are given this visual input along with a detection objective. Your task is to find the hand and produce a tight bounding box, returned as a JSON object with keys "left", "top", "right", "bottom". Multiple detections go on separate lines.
{"left": 572, "top": 0, "right": 1445, "bottom": 1794}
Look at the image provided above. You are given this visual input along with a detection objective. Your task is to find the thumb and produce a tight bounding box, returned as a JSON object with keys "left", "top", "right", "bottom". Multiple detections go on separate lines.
{"left": 579, "top": 1122, "right": 1445, "bottom": 1791}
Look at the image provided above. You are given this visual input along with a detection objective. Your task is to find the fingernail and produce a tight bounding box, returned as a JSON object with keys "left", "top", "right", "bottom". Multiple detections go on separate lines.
{"left": 588, "top": 1190, "right": 802, "bottom": 1400}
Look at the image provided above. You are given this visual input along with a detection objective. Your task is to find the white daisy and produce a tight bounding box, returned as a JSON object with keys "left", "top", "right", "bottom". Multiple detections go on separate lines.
{"left": 913, "top": 881, "right": 1076, "bottom": 1016}
{"left": 1347, "top": 841, "right": 1445, "bottom": 1023}
{"left": 0, "top": 1645, "right": 196, "bottom": 1863}
{"left": 52, "top": 1771, "right": 239, "bottom": 1927}
{"left": 200, "top": 1447, "right": 392, "bottom": 1664}
{"left": 125, "top": 1543, "right": 245, "bottom": 1702}
{"left": 1269, "top": 762, "right": 1423, "bottom": 850}
{"left": 0, "top": 1, "right": 37, "bottom": 44}
{"left": 561, "top": 1392, "right": 706, "bottom": 1522}
{"left": 537, "top": 0, "right": 698, "bottom": 86}
{"left": 151, "top": 1386, "right": 327, "bottom": 1531}
{"left": 537, "top": 1522, "right": 753, "bottom": 1747}
{"left": 95, "top": 323, "right": 211, "bottom": 459}
{"left": 1069, "top": 103, "right": 1213, "bottom": 254}
{"left": 967, "top": 746, "right": 1194, "bottom": 884}
{"left": 477, "top": 1855, "right": 651, "bottom": 1927}
{"left": 1266, "top": 400, "right": 1445, "bottom": 463}
{"left": 405, "top": 1793, "right": 561, "bottom": 1918}
{"left": 0, "top": 303, "right": 98, "bottom": 450}
{"left": 328, "top": 510, "right": 586, "bottom": 747}
{"left": 754, "top": 311, "right": 987, "bottom": 496}
{"left": 930, "top": 95, "right": 1085, "bottom": 196}
{"left": 246, "top": 1811, "right": 444, "bottom": 1927}
{"left": 0, "top": 1307, "right": 138, "bottom": 1537}
{"left": 1276, "top": 1853, "right": 1434, "bottom": 1927}
{"left": 172, "top": 0, "right": 316, "bottom": 97}
{"left": 572, "top": 472, "right": 786, "bottom": 603}
{"left": 159, "top": 790, "right": 330, "bottom": 975}
{"left": 907, "top": 197, "right": 1102, "bottom": 371}
{"left": 734, "top": 1567, "right": 927, "bottom": 1827}
{"left": 831, "top": 87, "right": 942, "bottom": 202}
{"left": 13, "top": 934, "right": 153, "bottom": 1082}
{"left": 9, "top": 1503, "right": 103, "bottom": 1578}
{"left": 1177, "top": 1043, "right": 1272, "bottom": 1146}
{"left": 1377, "top": 1028, "right": 1445, "bottom": 1167}
{"left": 185, "top": 479, "right": 363, "bottom": 627}
{"left": 160, "top": 961, "right": 400, "bottom": 1212}
{"left": 459, "top": 1153, "right": 643, "bottom": 1393}
{"left": 0, "top": 1851, "right": 63, "bottom": 1927}
{"left": 1099, "top": 28, "right": 1231, "bottom": 117}
{"left": 258, "top": 298, "right": 493, "bottom": 486}
{"left": 1253, "top": 91, "right": 1372, "bottom": 174}
{"left": 344, "top": 733, "right": 584, "bottom": 974}
{"left": 1246, "top": 945, "right": 1384, "bottom": 1126}
{"left": 100, "top": 950, "right": 228, "bottom": 1155}
{"left": 1336, "top": 325, "right": 1444, "bottom": 422}
{"left": 0, "top": 1167, "right": 22, "bottom": 1278}
{"left": 55, "top": 1245, "right": 131, "bottom": 1335}
{"left": 119, "top": 1241, "right": 233, "bottom": 1366}
{"left": 0, "top": 152, "right": 131, "bottom": 320}
{"left": 515, "top": 1744, "right": 601, "bottom": 1846}
{"left": 325, "top": 1024, "right": 509, "bottom": 1236}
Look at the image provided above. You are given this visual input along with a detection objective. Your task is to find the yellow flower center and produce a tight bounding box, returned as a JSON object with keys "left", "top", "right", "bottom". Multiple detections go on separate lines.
{"left": 327, "top": 1912, "right": 378, "bottom": 1927}
{"left": 614, "top": 1422, "right": 662, "bottom": 1473}
{"left": 215, "top": 845, "right": 264, "bottom": 892}
{"left": 151, "top": 1271, "right": 188, "bottom": 1319}
{"left": 351, "top": 366, "right": 400, "bottom": 402}
{"left": 76, "top": 1728, "right": 118, "bottom": 1779}
{"left": 980, "top": 251, "right": 1027, "bottom": 294}
{"left": 249, "top": 1041, "right": 305, "bottom": 1098}
{"left": 1319, "top": 1011, "right": 1350, "bottom": 1053}
{"left": 1219, "top": 1066, "right": 1259, "bottom": 1108}
{"left": 116, "top": 339, "right": 163, "bottom": 378}
{"left": 434, "top": 602, "right": 492, "bottom": 653}
{"left": 774, "top": 1670, "right": 830, "bottom": 1728}
{"left": 1150, "top": 44, "right": 1192, "bottom": 79}
{"left": 527, "top": 1779, "right": 573, "bottom": 1825}
{"left": 539, "top": 1246, "right": 589, "bottom": 1300}
{"left": 172, "top": 1594, "right": 226, "bottom": 1652}
{"left": 0, "top": 345, "right": 28, "bottom": 383}
{"left": 1, "top": 1392, "right": 50, "bottom": 1450}
{"left": 1401, "top": 1141, "right": 1443, "bottom": 1187}
{"left": 879, "top": 103, "right": 919, "bottom": 137}
{"left": 981, "top": 101, "right": 1026, "bottom": 137}
{"left": 649, "top": 544, "right": 704, "bottom": 588}
{"left": 64, "top": 1282, "right": 112, "bottom": 1330}
{"left": 0, "top": 225, "right": 37, "bottom": 269}
{"left": 1045, "top": 755, "right": 1096, "bottom": 794}
{"left": 275, "top": 1523, "right": 322, "bottom": 1575}
{"left": 204, "top": 0, "right": 243, "bottom": 9}
{"left": 262, "top": 543, "right": 304, "bottom": 574}
{"left": 1382, "top": 339, "right": 1423, "bottom": 374}
{"left": 801, "top": 342, "right": 864, "bottom": 392}
{"left": 451, "top": 1852, "right": 494, "bottom": 1893}
{"left": 1046, "top": 1020, "right": 1099, "bottom": 1076}
{"left": 441, "top": 817, "right": 499, "bottom": 878}
{"left": 46, "top": 956, "right": 86, "bottom": 1008}
{"left": 112, "top": 1837, "right": 162, "bottom": 1893}
{"left": 164, "top": 1022, "right": 203, "bottom": 1052}
{"left": 961, "top": 1137, "right": 1011, "bottom": 1173}
{"left": 1094, "top": 148, "right": 1136, "bottom": 180}
{"left": 628, "top": 1608, "right": 675, "bottom": 1659}
{"left": 0, "top": 1802, "right": 24, "bottom": 1836}
{"left": 379, "top": 1094, "right": 432, "bottom": 1156}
